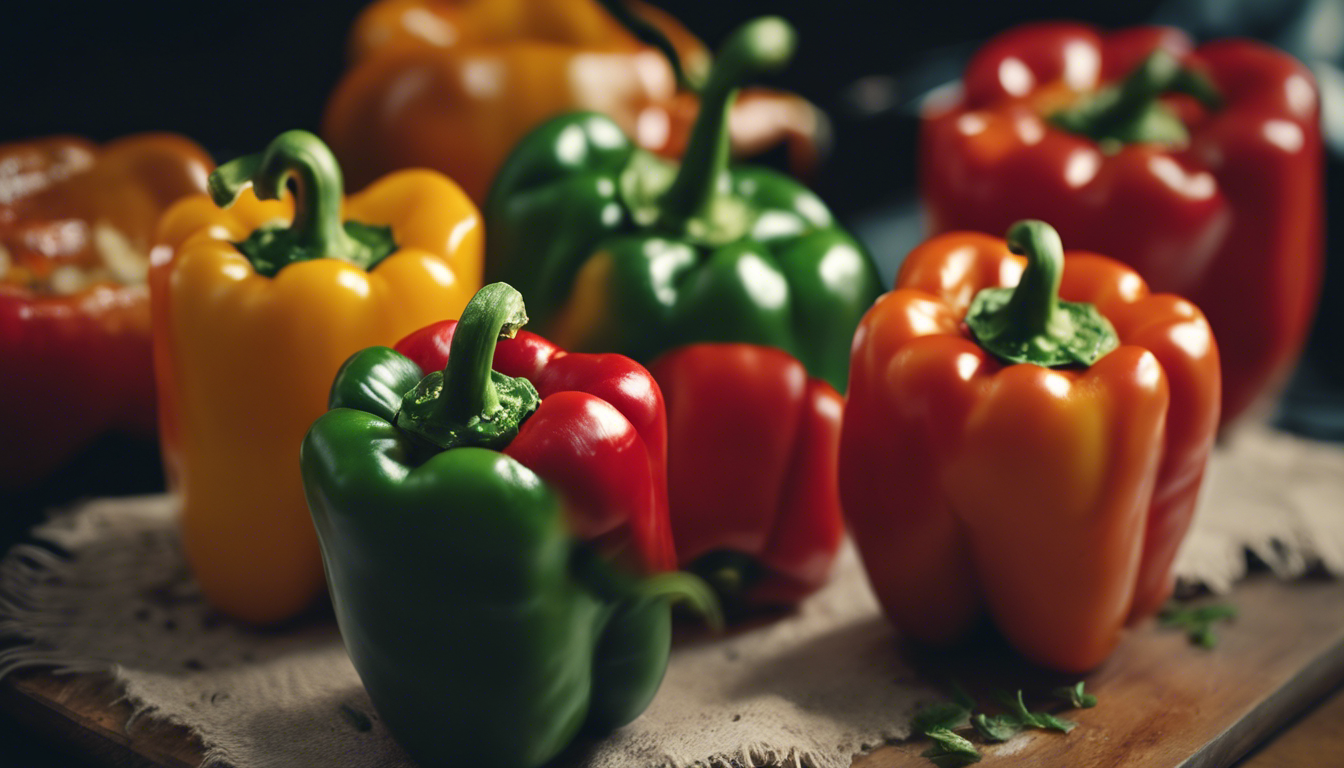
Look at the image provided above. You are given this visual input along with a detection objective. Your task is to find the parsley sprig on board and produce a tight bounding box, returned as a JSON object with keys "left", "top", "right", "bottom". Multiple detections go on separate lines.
{"left": 1159, "top": 602, "right": 1238, "bottom": 648}
{"left": 909, "top": 682, "right": 1098, "bottom": 767}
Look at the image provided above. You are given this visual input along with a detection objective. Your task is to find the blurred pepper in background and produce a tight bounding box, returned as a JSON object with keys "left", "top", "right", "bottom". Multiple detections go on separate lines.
{"left": 151, "top": 130, "right": 482, "bottom": 624}
{"left": 485, "top": 16, "right": 880, "bottom": 392}
{"left": 323, "top": 0, "right": 825, "bottom": 203}
{"left": 919, "top": 23, "right": 1321, "bottom": 428}
{"left": 0, "top": 134, "right": 212, "bottom": 488}
{"left": 841, "top": 221, "right": 1220, "bottom": 672}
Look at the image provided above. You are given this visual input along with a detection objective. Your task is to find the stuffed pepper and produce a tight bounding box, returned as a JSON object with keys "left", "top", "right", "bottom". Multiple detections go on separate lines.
{"left": 486, "top": 16, "right": 880, "bottom": 392}
{"left": 921, "top": 23, "right": 1320, "bottom": 426}
{"left": 841, "top": 221, "right": 1220, "bottom": 672}
{"left": 0, "top": 134, "right": 212, "bottom": 486}
{"left": 302, "top": 283, "right": 714, "bottom": 768}
{"left": 324, "top": 0, "right": 824, "bottom": 203}
{"left": 151, "top": 130, "right": 481, "bottom": 624}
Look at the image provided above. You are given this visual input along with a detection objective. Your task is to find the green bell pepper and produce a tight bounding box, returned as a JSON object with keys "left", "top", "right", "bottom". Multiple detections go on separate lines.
{"left": 301, "top": 283, "right": 715, "bottom": 768}
{"left": 485, "top": 16, "right": 881, "bottom": 391}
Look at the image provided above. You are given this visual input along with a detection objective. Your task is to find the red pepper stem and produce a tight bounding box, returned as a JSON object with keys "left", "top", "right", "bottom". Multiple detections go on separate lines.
{"left": 659, "top": 16, "right": 795, "bottom": 225}
{"left": 208, "top": 130, "right": 358, "bottom": 262}
{"left": 1050, "top": 51, "right": 1222, "bottom": 146}
{"left": 394, "top": 283, "right": 540, "bottom": 452}
{"left": 1106, "top": 50, "right": 1221, "bottom": 122}
{"left": 442, "top": 283, "right": 529, "bottom": 424}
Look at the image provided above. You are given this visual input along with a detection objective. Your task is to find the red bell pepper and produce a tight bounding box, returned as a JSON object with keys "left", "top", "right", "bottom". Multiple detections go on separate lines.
{"left": 0, "top": 134, "right": 212, "bottom": 487}
{"left": 921, "top": 23, "right": 1321, "bottom": 427}
{"left": 649, "top": 344, "right": 844, "bottom": 608}
{"left": 395, "top": 309, "right": 675, "bottom": 573}
{"left": 840, "top": 221, "right": 1220, "bottom": 672}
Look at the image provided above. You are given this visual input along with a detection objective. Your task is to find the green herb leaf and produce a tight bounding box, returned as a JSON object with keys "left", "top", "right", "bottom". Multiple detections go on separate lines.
{"left": 1032, "top": 711, "right": 1077, "bottom": 733}
{"left": 997, "top": 690, "right": 1037, "bottom": 727}
{"left": 921, "top": 727, "right": 981, "bottom": 767}
{"left": 995, "top": 690, "right": 1075, "bottom": 733}
{"left": 971, "top": 713, "right": 1022, "bottom": 743}
{"left": 1053, "top": 681, "right": 1098, "bottom": 709}
{"left": 1160, "top": 602, "right": 1237, "bottom": 648}
{"left": 913, "top": 702, "right": 972, "bottom": 734}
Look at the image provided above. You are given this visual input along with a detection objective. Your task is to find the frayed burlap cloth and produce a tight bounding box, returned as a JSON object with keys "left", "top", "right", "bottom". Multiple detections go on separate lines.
{"left": 2, "top": 423, "right": 1342, "bottom": 768}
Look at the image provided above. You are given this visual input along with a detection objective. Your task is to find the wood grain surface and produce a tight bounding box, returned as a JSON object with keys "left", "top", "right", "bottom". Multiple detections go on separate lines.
{"left": 2, "top": 574, "right": 1343, "bottom": 768}
{"left": 1239, "top": 683, "right": 1344, "bottom": 767}
{"left": 855, "top": 575, "right": 1344, "bottom": 767}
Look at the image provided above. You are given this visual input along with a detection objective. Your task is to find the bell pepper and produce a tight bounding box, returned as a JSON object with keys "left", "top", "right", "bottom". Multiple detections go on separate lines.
{"left": 840, "top": 221, "right": 1220, "bottom": 672}
{"left": 301, "top": 283, "right": 713, "bottom": 768}
{"left": 323, "top": 0, "right": 825, "bottom": 204}
{"left": 486, "top": 16, "right": 880, "bottom": 392}
{"left": 150, "top": 130, "right": 482, "bottom": 624}
{"left": 0, "top": 133, "right": 212, "bottom": 487}
{"left": 920, "top": 23, "right": 1321, "bottom": 427}
{"left": 648, "top": 343, "right": 844, "bottom": 609}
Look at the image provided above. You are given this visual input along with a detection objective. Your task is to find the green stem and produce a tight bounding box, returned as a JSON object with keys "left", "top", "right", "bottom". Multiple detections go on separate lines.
{"left": 637, "top": 571, "right": 723, "bottom": 632}
{"left": 394, "top": 283, "right": 540, "bottom": 451}
{"left": 594, "top": 0, "right": 697, "bottom": 91}
{"left": 442, "top": 283, "right": 529, "bottom": 423}
{"left": 965, "top": 220, "right": 1119, "bottom": 368}
{"left": 210, "top": 130, "right": 355, "bottom": 259}
{"left": 659, "top": 16, "right": 795, "bottom": 225}
{"left": 1050, "top": 50, "right": 1222, "bottom": 147}
{"left": 1000, "top": 221, "right": 1066, "bottom": 341}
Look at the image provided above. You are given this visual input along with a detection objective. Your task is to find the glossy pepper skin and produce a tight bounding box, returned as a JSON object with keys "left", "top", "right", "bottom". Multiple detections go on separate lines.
{"left": 302, "top": 284, "right": 711, "bottom": 768}
{"left": 840, "top": 222, "right": 1220, "bottom": 672}
{"left": 487, "top": 17, "right": 880, "bottom": 392}
{"left": 324, "top": 0, "right": 823, "bottom": 204}
{"left": 151, "top": 131, "right": 481, "bottom": 625}
{"left": 0, "top": 134, "right": 212, "bottom": 487}
{"left": 649, "top": 343, "right": 844, "bottom": 608}
{"left": 921, "top": 23, "right": 1321, "bottom": 427}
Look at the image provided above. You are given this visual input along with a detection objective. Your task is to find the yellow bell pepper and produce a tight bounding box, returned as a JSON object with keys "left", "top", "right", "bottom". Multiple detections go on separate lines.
{"left": 150, "top": 130, "right": 482, "bottom": 624}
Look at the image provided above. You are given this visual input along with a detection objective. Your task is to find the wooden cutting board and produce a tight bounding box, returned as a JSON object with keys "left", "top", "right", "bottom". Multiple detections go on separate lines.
{"left": 3, "top": 574, "right": 1344, "bottom": 768}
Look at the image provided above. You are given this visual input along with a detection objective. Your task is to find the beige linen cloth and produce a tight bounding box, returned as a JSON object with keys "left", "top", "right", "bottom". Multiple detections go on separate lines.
{"left": 1, "top": 423, "right": 1342, "bottom": 768}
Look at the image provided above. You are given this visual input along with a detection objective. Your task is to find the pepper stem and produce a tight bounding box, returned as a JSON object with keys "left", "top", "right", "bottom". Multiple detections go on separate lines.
{"left": 637, "top": 571, "right": 724, "bottom": 632}
{"left": 394, "top": 283, "right": 540, "bottom": 451}
{"left": 965, "top": 221, "right": 1119, "bottom": 368}
{"left": 594, "top": 0, "right": 699, "bottom": 91}
{"left": 208, "top": 130, "right": 395, "bottom": 276}
{"left": 1001, "top": 221, "right": 1066, "bottom": 340}
{"left": 1050, "top": 50, "right": 1222, "bottom": 148}
{"left": 690, "top": 550, "right": 763, "bottom": 623}
{"left": 659, "top": 16, "right": 795, "bottom": 226}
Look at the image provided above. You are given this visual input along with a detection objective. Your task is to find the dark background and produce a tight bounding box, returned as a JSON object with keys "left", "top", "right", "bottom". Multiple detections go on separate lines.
{"left": 0, "top": 0, "right": 1168, "bottom": 153}
{"left": 1, "top": 1, "right": 1340, "bottom": 764}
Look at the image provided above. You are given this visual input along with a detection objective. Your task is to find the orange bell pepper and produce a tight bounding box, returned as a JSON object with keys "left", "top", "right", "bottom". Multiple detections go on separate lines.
{"left": 322, "top": 0, "right": 824, "bottom": 203}
{"left": 0, "top": 133, "right": 212, "bottom": 487}
{"left": 151, "top": 130, "right": 481, "bottom": 624}
{"left": 840, "top": 221, "right": 1220, "bottom": 672}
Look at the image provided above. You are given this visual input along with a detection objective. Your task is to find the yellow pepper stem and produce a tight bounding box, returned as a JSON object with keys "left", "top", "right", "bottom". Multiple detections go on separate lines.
{"left": 208, "top": 130, "right": 394, "bottom": 276}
